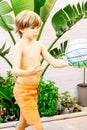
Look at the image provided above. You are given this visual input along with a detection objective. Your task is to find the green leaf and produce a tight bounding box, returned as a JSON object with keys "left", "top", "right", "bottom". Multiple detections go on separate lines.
{"left": 85, "top": 1, "right": 87, "bottom": 17}
{"left": 0, "top": 47, "right": 10, "bottom": 56}
{"left": 0, "top": 43, "right": 10, "bottom": 56}
{"left": 50, "top": 48, "right": 59, "bottom": 58}
{"left": 0, "top": 15, "right": 14, "bottom": 30}
{"left": 72, "top": 5, "right": 80, "bottom": 18}
{"left": 0, "top": 43, "right": 12, "bottom": 67}
{"left": 82, "top": 1, "right": 85, "bottom": 12}
{"left": 50, "top": 41, "right": 68, "bottom": 59}
{"left": 0, "top": 1, "right": 12, "bottom": 15}
{"left": 52, "top": 2, "right": 87, "bottom": 38}
{"left": 0, "top": 43, "right": 6, "bottom": 52}
{"left": 64, "top": 4, "right": 78, "bottom": 23}
{"left": 0, "top": 87, "right": 12, "bottom": 102}
{"left": 77, "top": 2, "right": 83, "bottom": 16}
{"left": 10, "top": 0, "right": 34, "bottom": 16}
{"left": 40, "top": 0, "right": 56, "bottom": 22}
{"left": 52, "top": 10, "right": 69, "bottom": 37}
{"left": 34, "top": 0, "right": 46, "bottom": 14}
{"left": 3, "top": 15, "right": 14, "bottom": 25}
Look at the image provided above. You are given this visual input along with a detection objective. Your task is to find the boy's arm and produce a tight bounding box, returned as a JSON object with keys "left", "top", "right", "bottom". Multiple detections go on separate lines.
{"left": 12, "top": 43, "right": 28, "bottom": 76}
{"left": 40, "top": 43, "right": 69, "bottom": 68}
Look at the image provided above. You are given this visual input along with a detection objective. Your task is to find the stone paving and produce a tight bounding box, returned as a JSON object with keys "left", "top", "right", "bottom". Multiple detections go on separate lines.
{"left": 1, "top": 115, "right": 87, "bottom": 130}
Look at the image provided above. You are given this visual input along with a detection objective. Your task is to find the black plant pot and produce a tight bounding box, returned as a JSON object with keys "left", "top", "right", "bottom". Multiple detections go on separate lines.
{"left": 77, "top": 83, "right": 87, "bottom": 107}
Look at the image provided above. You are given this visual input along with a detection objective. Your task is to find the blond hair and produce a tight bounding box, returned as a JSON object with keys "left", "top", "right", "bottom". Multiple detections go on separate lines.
{"left": 15, "top": 10, "right": 42, "bottom": 35}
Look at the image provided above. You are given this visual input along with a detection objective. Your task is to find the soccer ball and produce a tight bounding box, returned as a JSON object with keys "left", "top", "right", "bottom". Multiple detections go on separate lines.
{"left": 65, "top": 39, "right": 87, "bottom": 68}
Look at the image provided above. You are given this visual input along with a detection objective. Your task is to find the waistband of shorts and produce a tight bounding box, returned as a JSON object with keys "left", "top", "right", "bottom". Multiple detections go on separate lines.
{"left": 15, "top": 82, "right": 38, "bottom": 90}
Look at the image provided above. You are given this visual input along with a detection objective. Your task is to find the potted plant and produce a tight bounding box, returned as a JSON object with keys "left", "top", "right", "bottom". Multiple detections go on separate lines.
{"left": 77, "top": 68, "right": 87, "bottom": 106}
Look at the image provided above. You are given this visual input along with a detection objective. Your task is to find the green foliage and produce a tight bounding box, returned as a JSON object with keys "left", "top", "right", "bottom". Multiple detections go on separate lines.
{"left": 50, "top": 40, "right": 68, "bottom": 59}
{"left": 10, "top": 0, "right": 34, "bottom": 16}
{"left": 59, "top": 91, "right": 76, "bottom": 108}
{"left": 52, "top": 1, "right": 87, "bottom": 37}
{"left": 0, "top": 0, "right": 56, "bottom": 32}
{"left": 59, "top": 91, "right": 82, "bottom": 113}
{"left": 0, "top": 0, "right": 13, "bottom": 30}
{"left": 38, "top": 79, "right": 58, "bottom": 116}
{"left": 0, "top": 71, "right": 19, "bottom": 123}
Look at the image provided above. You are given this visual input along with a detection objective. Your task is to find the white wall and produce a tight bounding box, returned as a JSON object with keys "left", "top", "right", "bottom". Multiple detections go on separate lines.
{"left": 0, "top": 0, "right": 87, "bottom": 97}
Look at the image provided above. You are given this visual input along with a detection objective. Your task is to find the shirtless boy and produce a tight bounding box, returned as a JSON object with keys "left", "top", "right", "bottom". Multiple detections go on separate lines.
{"left": 12, "top": 10, "right": 69, "bottom": 130}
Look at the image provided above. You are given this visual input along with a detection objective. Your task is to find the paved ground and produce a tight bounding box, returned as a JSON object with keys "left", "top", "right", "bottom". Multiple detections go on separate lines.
{"left": 1, "top": 115, "right": 87, "bottom": 130}
{"left": 1, "top": 107, "right": 87, "bottom": 130}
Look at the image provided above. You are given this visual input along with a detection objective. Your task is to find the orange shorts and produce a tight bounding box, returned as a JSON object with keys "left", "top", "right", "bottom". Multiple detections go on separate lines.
{"left": 13, "top": 83, "right": 41, "bottom": 125}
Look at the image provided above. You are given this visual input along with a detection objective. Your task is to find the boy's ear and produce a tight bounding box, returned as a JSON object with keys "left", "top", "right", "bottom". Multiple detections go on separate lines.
{"left": 20, "top": 29, "right": 24, "bottom": 33}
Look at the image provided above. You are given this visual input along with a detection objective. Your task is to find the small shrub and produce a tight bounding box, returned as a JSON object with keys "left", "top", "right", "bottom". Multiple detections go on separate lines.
{"left": 0, "top": 71, "right": 19, "bottom": 123}
{"left": 59, "top": 91, "right": 82, "bottom": 113}
{"left": 38, "top": 79, "right": 58, "bottom": 117}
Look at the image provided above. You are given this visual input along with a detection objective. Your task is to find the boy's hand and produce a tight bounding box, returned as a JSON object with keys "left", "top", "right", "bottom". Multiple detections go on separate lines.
{"left": 27, "top": 63, "right": 43, "bottom": 76}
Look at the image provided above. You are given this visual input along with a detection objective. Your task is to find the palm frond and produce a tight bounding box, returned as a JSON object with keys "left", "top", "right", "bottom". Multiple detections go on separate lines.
{"left": 52, "top": 2, "right": 87, "bottom": 37}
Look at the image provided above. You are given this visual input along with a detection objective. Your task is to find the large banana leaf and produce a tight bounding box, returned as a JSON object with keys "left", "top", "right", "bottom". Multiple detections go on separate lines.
{"left": 0, "top": 15, "right": 14, "bottom": 30}
{"left": 0, "top": 0, "right": 56, "bottom": 32}
{"left": 10, "top": 0, "right": 34, "bottom": 16}
{"left": 0, "top": 1, "right": 12, "bottom": 15}
{"left": 52, "top": 2, "right": 87, "bottom": 37}
{"left": 10, "top": 0, "right": 56, "bottom": 21}
{"left": 0, "top": 1, "right": 13, "bottom": 30}
{"left": 40, "top": 0, "right": 56, "bottom": 22}
{"left": 34, "top": 0, "right": 46, "bottom": 14}
{"left": 0, "top": 0, "right": 56, "bottom": 42}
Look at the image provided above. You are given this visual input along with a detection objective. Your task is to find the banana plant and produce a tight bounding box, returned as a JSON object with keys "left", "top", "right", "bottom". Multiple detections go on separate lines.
{"left": 52, "top": 2, "right": 87, "bottom": 38}
{"left": 0, "top": 0, "right": 56, "bottom": 45}
{"left": 41, "top": 1, "right": 87, "bottom": 77}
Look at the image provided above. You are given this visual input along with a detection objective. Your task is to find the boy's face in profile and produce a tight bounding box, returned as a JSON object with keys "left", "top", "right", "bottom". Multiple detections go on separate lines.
{"left": 21, "top": 27, "right": 40, "bottom": 40}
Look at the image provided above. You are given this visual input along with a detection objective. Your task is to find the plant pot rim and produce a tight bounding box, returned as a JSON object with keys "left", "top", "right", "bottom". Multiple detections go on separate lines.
{"left": 77, "top": 83, "right": 87, "bottom": 88}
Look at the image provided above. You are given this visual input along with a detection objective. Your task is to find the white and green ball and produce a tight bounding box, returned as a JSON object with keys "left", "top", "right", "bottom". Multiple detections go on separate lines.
{"left": 65, "top": 39, "right": 87, "bottom": 68}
